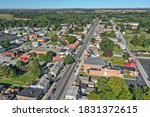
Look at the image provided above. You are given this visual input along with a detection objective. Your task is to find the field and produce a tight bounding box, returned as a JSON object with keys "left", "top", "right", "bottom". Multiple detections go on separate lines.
{"left": 124, "top": 30, "right": 150, "bottom": 51}
{"left": 0, "top": 13, "right": 13, "bottom": 19}
{"left": 0, "top": 73, "right": 37, "bottom": 87}
{"left": 113, "top": 45, "right": 123, "bottom": 55}
{"left": 102, "top": 56, "right": 125, "bottom": 66}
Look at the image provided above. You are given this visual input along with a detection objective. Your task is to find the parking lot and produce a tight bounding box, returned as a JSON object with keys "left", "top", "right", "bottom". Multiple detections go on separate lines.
{"left": 139, "top": 59, "right": 150, "bottom": 77}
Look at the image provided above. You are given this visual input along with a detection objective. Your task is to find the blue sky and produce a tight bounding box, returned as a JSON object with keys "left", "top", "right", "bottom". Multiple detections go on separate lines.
{"left": 0, "top": 0, "right": 150, "bottom": 8}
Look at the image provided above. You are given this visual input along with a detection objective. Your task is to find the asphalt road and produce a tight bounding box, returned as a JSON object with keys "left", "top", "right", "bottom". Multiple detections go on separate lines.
{"left": 50, "top": 19, "right": 99, "bottom": 100}
{"left": 116, "top": 29, "right": 150, "bottom": 87}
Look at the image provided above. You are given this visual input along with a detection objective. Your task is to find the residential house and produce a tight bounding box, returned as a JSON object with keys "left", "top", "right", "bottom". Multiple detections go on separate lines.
{"left": 16, "top": 87, "right": 43, "bottom": 100}
{"left": 37, "top": 38, "right": 47, "bottom": 44}
{"left": 65, "top": 86, "right": 80, "bottom": 100}
{"left": 31, "top": 48, "right": 49, "bottom": 55}
{"left": 32, "top": 41, "right": 40, "bottom": 47}
{"left": 53, "top": 55, "right": 65, "bottom": 62}
{"left": 30, "top": 74, "right": 52, "bottom": 94}
{"left": 19, "top": 54, "right": 30, "bottom": 61}
{"left": 2, "top": 49, "right": 18, "bottom": 57}
{"left": 68, "top": 41, "right": 80, "bottom": 49}
{"left": 28, "top": 33, "right": 38, "bottom": 39}
{"left": 50, "top": 61, "right": 64, "bottom": 77}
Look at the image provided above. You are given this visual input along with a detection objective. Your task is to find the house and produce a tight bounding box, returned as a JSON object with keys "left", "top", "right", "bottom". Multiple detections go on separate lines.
{"left": 53, "top": 55, "right": 65, "bottom": 62}
{"left": 31, "top": 48, "right": 49, "bottom": 55}
{"left": 123, "top": 22, "right": 139, "bottom": 29}
{"left": 50, "top": 61, "right": 64, "bottom": 77}
{"left": 78, "top": 76, "right": 89, "bottom": 85}
{"left": 0, "top": 48, "right": 6, "bottom": 54}
{"left": 125, "top": 60, "right": 136, "bottom": 68}
{"left": 32, "top": 41, "right": 40, "bottom": 47}
{"left": 16, "top": 87, "right": 43, "bottom": 100}
{"left": 28, "top": 33, "right": 38, "bottom": 39}
{"left": 68, "top": 41, "right": 80, "bottom": 49}
{"left": 114, "top": 66, "right": 139, "bottom": 77}
{"left": 65, "top": 86, "right": 80, "bottom": 100}
{"left": 2, "top": 50, "right": 18, "bottom": 57}
{"left": 66, "top": 48, "right": 75, "bottom": 55}
{"left": 84, "top": 57, "right": 107, "bottom": 72}
{"left": 30, "top": 74, "right": 52, "bottom": 94}
{"left": 37, "top": 38, "right": 47, "bottom": 44}
{"left": 19, "top": 54, "right": 30, "bottom": 61}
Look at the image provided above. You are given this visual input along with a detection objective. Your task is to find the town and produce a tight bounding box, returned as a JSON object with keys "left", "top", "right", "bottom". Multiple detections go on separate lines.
{"left": 0, "top": 9, "right": 150, "bottom": 100}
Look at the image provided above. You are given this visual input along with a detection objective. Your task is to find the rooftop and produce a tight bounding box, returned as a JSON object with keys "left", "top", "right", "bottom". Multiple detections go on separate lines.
{"left": 17, "top": 87, "right": 43, "bottom": 99}
{"left": 84, "top": 57, "right": 106, "bottom": 66}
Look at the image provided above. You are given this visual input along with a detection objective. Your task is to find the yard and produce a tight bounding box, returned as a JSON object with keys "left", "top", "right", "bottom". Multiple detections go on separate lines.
{"left": 113, "top": 45, "right": 123, "bottom": 55}
{"left": 124, "top": 30, "right": 150, "bottom": 51}
{"left": 0, "top": 73, "right": 37, "bottom": 87}
{"left": 102, "top": 56, "right": 125, "bottom": 66}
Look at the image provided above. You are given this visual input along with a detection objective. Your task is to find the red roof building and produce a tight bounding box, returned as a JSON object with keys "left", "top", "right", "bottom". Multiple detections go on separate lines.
{"left": 3, "top": 50, "right": 18, "bottom": 57}
{"left": 20, "top": 54, "right": 30, "bottom": 61}
{"left": 125, "top": 60, "right": 136, "bottom": 68}
{"left": 68, "top": 41, "right": 80, "bottom": 49}
{"left": 53, "top": 55, "right": 65, "bottom": 62}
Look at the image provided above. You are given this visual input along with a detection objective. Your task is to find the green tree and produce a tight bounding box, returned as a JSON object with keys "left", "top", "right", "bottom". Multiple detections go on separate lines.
{"left": 16, "top": 60, "right": 23, "bottom": 68}
{"left": 90, "top": 38, "right": 96, "bottom": 43}
{"left": 28, "top": 59, "right": 43, "bottom": 77}
{"left": 122, "top": 52, "right": 130, "bottom": 60}
{"left": 100, "top": 39, "right": 115, "bottom": 51}
{"left": 67, "top": 36, "right": 77, "bottom": 44}
{"left": 131, "top": 35, "right": 138, "bottom": 46}
{"left": 64, "top": 55, "right": 75, "bottom": 65}
{"left": 144, "top": 91, "right": 150, "bottom": 100}
{"left": 0, "top": 40, "right": 11, "bottom": 48}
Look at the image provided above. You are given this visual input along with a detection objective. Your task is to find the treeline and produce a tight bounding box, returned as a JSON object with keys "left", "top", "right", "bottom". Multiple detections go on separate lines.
{"left": 88, "top": 77, "right": 150, "bottom": 100}
{"left": 0, "top": 12, "right": 96, "bottom": 31}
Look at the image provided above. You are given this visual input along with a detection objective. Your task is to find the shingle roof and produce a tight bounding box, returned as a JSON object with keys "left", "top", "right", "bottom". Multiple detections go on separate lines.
{"left": 18, "top": 87, "right": 43, "bottom": 99}
{"left": 84, "top": 57, "right": 106, "bottom": 66}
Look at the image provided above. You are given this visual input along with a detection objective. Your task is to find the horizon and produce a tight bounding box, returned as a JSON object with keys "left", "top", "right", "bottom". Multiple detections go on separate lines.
{"left": 0, "top": 0, "right": 150, "bottom": 9}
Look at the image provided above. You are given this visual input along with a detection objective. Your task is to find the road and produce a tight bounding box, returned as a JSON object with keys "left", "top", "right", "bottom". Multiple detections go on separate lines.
{"left": 116, "top": 29, "right": 150, "bottom": 87}
{"left": 50, "top": 18, "right": 99, "bottom": 100}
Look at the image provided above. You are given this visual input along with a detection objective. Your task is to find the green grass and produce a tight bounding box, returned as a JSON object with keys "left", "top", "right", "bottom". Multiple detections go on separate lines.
{"left": 47, "top": 31, "right": 58, "bottom": 37}
{"left": 124, "top": 33, "right": 150, "bottom": 51}
{"left": 0, "top": 13, "right": 13, "bottom": 19}
{"left": 0, "top": 73, "right": 37, "bottom": 87}
{"left": 102, "top": 56, "right": 125, "bottom": 66}
{"left": 113, "top": 45, "right": 123, "bottom": 55}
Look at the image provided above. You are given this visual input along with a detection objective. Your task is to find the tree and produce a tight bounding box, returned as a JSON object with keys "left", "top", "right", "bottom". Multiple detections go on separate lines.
{"left": 144, "top": 91, "right": 150, "bottom": 100}
{"left": 147, "top": 28, "right": 150, "bottom": 34}
{"left": 131, "top": 35, "right": 138, "bottom": 46}
{"left": 103, "top": 49, "right": 113, "bottom": 57}
{"left": 100, "top": 39, "right": 115, "bottom": 51}
{"left": 67, "top": 36, "right": 77, "bottom": 44}
{"left": 138, "top": 35, "right": 146, "bottom": 46}
{"left": 28, "top": 59, "right": 43, "bottom": 77}
{"left": 16, "top": 60, "right": 23, "bottom": 68}
{"left": 64, "top": 55, "right": 75, "bottom": 65}
{"left": 68, "top": 28, "right": 74, "bottom": 34}
{"left": 90, "top": 38, "right": 96, "bottom": 43}
{"left": 0, "top": 40, "right": 11, "bottom": 48}
{"left": 122, "top": 52, "right": 130, "bottom": 60}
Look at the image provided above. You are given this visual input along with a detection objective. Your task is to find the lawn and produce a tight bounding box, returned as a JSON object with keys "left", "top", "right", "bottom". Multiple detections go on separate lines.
{"left": 48, "top": 41, "right": 60, "bottom": 46}
{"left": 102, "top": 56, "right": 125, "bottom": 66}
{"left": 124, "top": 33, "right": 150, "bottom": 51}
{"left": 113, "top": 45, "right": 123, "bottom": 55}
{"left": 0, "top": 13, "right": 13, "bottom": 19}
{"left": 0, "top": 73, "right": 37, "bottom": 87}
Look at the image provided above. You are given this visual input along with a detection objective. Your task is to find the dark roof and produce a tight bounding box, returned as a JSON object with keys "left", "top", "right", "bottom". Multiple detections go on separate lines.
{"left": 17, "top": 87, "right": 43, "bottom": 99}
{"left": 114, "top": 66, "right": 136, "bottom": 71}
{"left": 84, "top": 57, "right": 106, "bottom": 66}
{"left": 60, "top": 48, "right": 67, "bottom": 52}
{"left": 0, "top": 85, "right": 4, "bottom": 92}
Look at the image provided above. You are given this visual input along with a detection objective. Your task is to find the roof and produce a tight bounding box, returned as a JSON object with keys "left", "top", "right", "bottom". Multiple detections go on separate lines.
{"left": 0, "top": 48, "right": 6, "bottom": 53}
{"left": 0, "top": 85, "right": 4, "bottom": 92}
{"left": 114, "top": 66, "right": 136, "bottom": 71}
{"left": 66, "top": 86, "right": 79, "bottom": 97}
{"left": 84, "top": 57, "right": 106, "bottom": 66}
{"left": 55, "top": 61, "right": 64, "bottom": 69}
{"left": 17, "top": 87, "right": 43, "bottom": 99}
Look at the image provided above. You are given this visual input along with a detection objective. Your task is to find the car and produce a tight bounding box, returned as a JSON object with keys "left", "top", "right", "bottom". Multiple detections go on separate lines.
{"left": 51, "top": 88, "right": 56, "bottom": 94}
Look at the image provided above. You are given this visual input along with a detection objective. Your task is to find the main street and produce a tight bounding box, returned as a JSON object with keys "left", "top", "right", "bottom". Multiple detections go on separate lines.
{"left": 50, "top": 19, "right": 99, "bottom": 100}
{"left": 116, "top": 29, "right": 150, "bottom": 87}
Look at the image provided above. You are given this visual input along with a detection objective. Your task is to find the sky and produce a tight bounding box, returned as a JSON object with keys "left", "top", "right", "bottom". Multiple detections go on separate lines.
{"left": 0, "top": 0, "right": 150, "bottom": 9}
